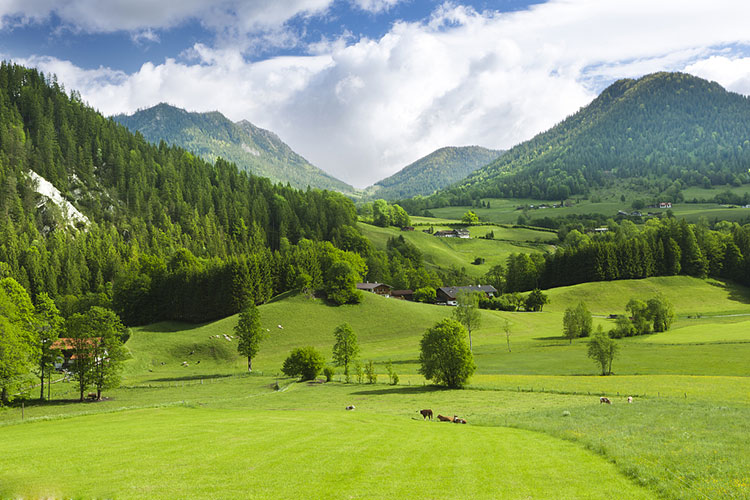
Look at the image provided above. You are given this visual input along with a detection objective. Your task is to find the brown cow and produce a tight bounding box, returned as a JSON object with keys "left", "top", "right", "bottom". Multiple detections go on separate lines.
{"left": 453, "top": 417, "right": 467, "bottom": 424}
{"left": 418, "top": 409, "right": 433, "bottom": 420}
{"left": 600, "top": 397, "right": 611, "bottom": 404}
{"left": 437, "top": 414, "right": 454, "bottom": 422}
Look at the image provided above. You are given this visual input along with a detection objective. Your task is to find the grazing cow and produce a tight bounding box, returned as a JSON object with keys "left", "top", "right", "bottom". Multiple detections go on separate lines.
{"left": 600, "top": 397, "right": 611, "bottom": 404}
{"left": 345, "top": 405, "right": 355, "bottom": 410}
{"left": 437, "top": 414, "right": 454, "bottom": 422}
{"left": 418, "top": 409, "right": 433, "bottom": 420}
{"left": 627, "top": 396, "right": 633, "bottom": 403}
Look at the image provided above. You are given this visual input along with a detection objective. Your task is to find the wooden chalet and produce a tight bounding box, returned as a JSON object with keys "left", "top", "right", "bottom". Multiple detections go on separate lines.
{"left": 436, "top": 285, "right": 497, "bottom": 305}
{"left": 390, "top": 289, "right": 414, "bottom": 301}
{"left": 356, "top": 282, "right": 392, "bottom": 296}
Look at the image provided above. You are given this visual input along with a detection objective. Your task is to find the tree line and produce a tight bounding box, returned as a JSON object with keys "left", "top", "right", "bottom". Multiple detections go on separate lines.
{"left": 481, "top": 217, "right": 750, "bottom": 293}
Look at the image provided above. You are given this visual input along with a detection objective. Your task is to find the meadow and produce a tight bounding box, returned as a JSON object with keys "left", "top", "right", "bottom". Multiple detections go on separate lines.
{"left": 1, "top": 276, "right": 749, "bottom": 499}
{"left": 358, "top": 221, "right": 554, "bottom": 278}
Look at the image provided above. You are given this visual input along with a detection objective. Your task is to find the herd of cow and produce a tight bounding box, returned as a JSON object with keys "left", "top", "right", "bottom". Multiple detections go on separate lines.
{"left": 418, "top": 409, "right": 466, "bottom": 424}
{"left": 345, "top": 397, "right": 632, "bottom": 422}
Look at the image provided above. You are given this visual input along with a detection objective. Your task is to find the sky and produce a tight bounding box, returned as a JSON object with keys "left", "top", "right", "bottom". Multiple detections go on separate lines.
{"left": 2, "top": 1, "right": 750, "bottom": 188}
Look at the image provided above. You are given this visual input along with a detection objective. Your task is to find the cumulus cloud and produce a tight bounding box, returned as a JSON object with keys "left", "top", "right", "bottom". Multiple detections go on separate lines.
{"left": 350, "top": 0, "right": 402, "bottom": 14}
{"left": 8, "top": 0, "right": 750, "bottom": 188}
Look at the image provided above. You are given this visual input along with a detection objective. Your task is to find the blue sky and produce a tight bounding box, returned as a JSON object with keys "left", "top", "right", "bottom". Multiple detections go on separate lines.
{"left": 2, "top": 1, "right": 750, "bottom": 187}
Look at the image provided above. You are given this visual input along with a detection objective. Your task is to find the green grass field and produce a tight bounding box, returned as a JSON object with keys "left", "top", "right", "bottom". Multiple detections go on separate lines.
{"left": 358, "top": 222, "right": 554, "bottom": 278}
{"left": 427, "top": 195, "right": 750, "bottom": 225}
{"left": 1, "top": 276, "right": 749, "bottom": 499}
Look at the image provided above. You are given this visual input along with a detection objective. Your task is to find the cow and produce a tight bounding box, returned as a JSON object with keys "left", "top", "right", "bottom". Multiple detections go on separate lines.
{"left": 437, "top": 414, "right": 454, "bottom": 422}
{"left": 600, "top": 397, "right": 611, "bottom": 404}
{"left": 418, "top": 409, "right": 433, "bottom": 420}
{"left": 453, "top": 417, "right": 467, "bottom": 424}
{"left": 345, "top": 405, "right": 355, "bottom": 410}
{"left": 627, "top": 396, "right": 633, "bottom": 403}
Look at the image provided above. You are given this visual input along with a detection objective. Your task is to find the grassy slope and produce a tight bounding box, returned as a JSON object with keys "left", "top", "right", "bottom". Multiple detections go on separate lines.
{"left": 358, "top": 222, "right": 554, "bottom": 278}
{"left": 429, "top": 197, "right": 750, "bottom": 224}
{"left": 3, "top": 276, "right": 750, "bottom": 499}
{"left": 1, "top": 406, "right": 655, "bottom": 500}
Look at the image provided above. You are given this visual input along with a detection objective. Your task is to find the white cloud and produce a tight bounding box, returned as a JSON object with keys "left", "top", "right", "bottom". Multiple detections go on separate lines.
{"left": 9, "top": 0, "right": 750, "bottom": 188}
{"left": 684, "top": 56, "right": 750, "bottom": 96}
{"left": 350, "top": 0, "right": 401, "bottom": 14}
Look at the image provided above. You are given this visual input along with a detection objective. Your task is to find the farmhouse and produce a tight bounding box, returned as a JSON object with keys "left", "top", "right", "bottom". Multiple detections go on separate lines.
{"left": 400, "top": 226, "right": 415, "bottom": 231}
{"left": 437, "top": 285, "right": 497, "bottom": 305}
{"left": 356, "top": 282, "right": 392, "bottom": 296}
{"left": 659, "top": 202, "right": 672, "bottom": 209}
{"left": 50, "top": 337, "right": 103, "bottom": 370}
{"left": 390, "top": 289, "right": 414, "bottom": 301}
{"left": 434, "top": 229, "right": 471, "bottom": 238}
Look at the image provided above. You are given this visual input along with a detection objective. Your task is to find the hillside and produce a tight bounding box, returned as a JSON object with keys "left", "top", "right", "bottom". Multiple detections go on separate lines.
{"left": 364, "top": 146, "right": 503, "bottom": 200}
{"left": 113, "top": 103, "right": 356, "bottom": 194}
{"left": 434, "top": 72, "right": 750, "bottom": 204}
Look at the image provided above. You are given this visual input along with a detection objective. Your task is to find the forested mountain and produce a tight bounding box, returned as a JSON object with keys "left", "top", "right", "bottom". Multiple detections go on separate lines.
{"left": 426, "top": 72, "right": 750, "bottom": 206}
{"left": 0, "top": 63, "right": 461, "bottom": 327}
{"left": 113, "top": 103, "right": 356, "bottom": 194}
{"left": 364, "top": 146, "right": 503, "bottom": 200}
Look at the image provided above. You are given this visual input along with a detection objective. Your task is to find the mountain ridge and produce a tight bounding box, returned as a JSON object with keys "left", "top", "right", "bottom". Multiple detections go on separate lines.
{"left": 433, "top": 72, "right": 750, "bottom": 204}
{"left": 113, "top": 103, "right": 357, "bottom": 194}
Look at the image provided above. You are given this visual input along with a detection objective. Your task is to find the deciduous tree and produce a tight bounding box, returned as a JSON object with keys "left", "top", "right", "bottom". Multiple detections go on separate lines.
{"left": 453, "top": 290, "right": 482, "bottom": 351}
{"left": 419, "top": 318, "right": 476, "bottom": 388}
{"left": 235, "top": 304, "right": 266, "bottom": 372}
{"left": 587, "top": 329, "right": 619, "bottom": 375}
{"left": 332, "top": 322, "right": 359, "bottom": 382}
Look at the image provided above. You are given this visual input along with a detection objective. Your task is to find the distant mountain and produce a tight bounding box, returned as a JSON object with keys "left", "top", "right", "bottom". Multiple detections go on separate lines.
{"left": 365, "top": 146, "right": 504, "bottom": 200}
{"left": 113, "top": 103, "right": 356, "bottom": 194}
{"left": 437, "top": 72, "right": 750, "bottom": 203}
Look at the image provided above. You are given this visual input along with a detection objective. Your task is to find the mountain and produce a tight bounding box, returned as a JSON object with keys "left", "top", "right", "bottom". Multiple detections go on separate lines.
{"left": 436, "top": 72, "right": 750, "bottom": 203}
{"left": 113, "top": 103, "right": 356, "bottom": 194}
{"left": 364, "top": 146, "right": 504, "bottom": 200}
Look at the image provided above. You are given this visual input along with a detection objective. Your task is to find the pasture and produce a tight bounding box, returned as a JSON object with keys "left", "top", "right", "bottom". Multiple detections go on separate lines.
{"left": 1, "top": 276, "right": 749, "bottom": 499}
{"left": 358, "top": 222, "right": 553, "bottom": 278}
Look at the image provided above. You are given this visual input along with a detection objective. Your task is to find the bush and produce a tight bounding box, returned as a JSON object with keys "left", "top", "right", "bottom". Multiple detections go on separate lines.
{"left": 281, "top": 347, "right": 326, "bottom": 381}
{"left": 385, "top": 360, "right": 399, "bottom": 385}
{"left": 323, "top": 366, "right": 335, "bottom": 382}
{"left": 414, "top": 287, "right": 436, "bottom": 303}
{"left": 354, "top": 361, "right": 364, "bottom": 384}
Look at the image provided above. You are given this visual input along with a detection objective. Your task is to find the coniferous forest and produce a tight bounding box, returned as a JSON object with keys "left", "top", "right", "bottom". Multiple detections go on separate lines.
{"left": 0, "top": 63, "right": 443, "bottom": 325}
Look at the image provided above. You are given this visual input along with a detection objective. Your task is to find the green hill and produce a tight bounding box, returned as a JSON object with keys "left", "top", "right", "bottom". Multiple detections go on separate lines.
{"left": 430, "top": 72, "right": 750, "bottom": 205}
{"left": 113, "top": 103, "right": 356, "bottom": 194}
{"left": 364, "top": 146, "right": 503, "bottom": 200}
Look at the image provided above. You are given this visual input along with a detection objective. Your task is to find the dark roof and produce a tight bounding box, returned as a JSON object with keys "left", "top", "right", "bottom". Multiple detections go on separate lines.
{"left": 437, "top": 285, "right": 497, "bottom": 299}
{"left": 356, "top": 282, "right": 391, "bottom": 290}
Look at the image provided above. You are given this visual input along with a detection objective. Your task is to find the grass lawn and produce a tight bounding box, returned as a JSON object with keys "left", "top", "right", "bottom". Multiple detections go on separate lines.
{"left": 358, "top": 222, "right": 554, "bottom": 278}
{"left": 1, "top": 405, "right": 657, "bottom": 500}
{"left": 2, "top": 276, "right": 750, "bottom": 499}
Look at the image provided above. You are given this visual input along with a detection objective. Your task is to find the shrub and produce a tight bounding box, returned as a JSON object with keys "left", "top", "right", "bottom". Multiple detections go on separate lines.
{"left": 323, "top": 366, "right": 335, "bottom": 382}
{"left": 354, "top": 361, "right": 364, "bottom": 384}
{"left": 281, "top": 347, "right": 326, "bottom": 381}
{"left": 385, "top": 360, "right": 399, "bottom": 385}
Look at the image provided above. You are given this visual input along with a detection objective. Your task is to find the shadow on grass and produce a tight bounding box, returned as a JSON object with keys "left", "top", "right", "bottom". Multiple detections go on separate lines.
{"left": 8, "top": 397, "right": 95, "bottom": 408}
{"left": 146, "top": 374, "right": 233, "bottom": 383}
{"left": 137, "top": 321, "right": 209, "bottom": 333}
{"left": 707, "top": 279, "right": 750, "bottom": 305}
{"left": 350, "top": 385, "right": 450, "bottom": 396}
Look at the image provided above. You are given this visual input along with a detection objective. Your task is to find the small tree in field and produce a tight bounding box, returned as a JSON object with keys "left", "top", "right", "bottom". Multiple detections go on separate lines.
{"left": 503, "top": 318, "right": 512, "bottom": 352}
{"left": 563, "top": 301, "right": 592, "bottom": 344}
{"left": 235, "top": 304, "right": 266, "bottom": 372}
{"left": 453, "top": 290, "right": 482, "bottom": 352}
{"left": 365, "top": 360, "right": 377, "bottom": 384}
{"left": 587, "top": 328, "right": 619, "bottom": 375}
{"left": 524, "top": 289, "right": 549, "bottom": 312}
{"left": 332, "top": 322, "right": 359, "bottom": 383}
{"left": 647, "top": 294, "right": 675, "bottom": 332}
{"left": 419, "top": 319, "right": 476, "bottom": 388}
{"left": 281, "top": 347, "right": 325, "bottom": 381}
